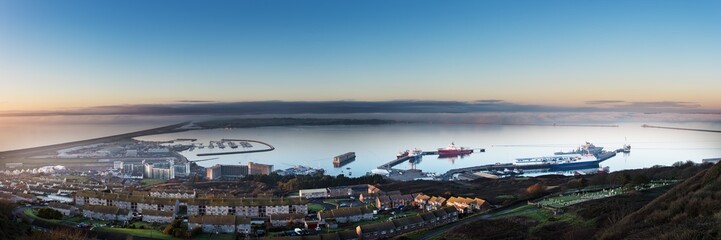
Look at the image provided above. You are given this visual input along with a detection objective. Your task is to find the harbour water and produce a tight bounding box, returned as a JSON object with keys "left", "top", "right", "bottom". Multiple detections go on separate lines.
{"left": 136, "top": 122, "right": 721, "bottom": 176}
{"left": 1, "top": 116, "right": 720, "bottom": 176}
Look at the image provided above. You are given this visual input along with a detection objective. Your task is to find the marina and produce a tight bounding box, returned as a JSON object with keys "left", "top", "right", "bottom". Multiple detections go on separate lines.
{"left": 195, "top": 139, "right": 275, "bottom": 156}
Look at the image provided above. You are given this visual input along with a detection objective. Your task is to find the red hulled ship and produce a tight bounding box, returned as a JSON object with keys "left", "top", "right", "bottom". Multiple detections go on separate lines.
{"left": 437, "top": 142, "right": 473, "bottom": 156}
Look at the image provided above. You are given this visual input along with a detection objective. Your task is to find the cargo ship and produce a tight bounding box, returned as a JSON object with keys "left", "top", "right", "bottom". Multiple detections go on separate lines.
{"left": 437, "top": 143, "right": 473, "bottom": 156}
{"left": 333, "top": 152, "right": 356, "bottom": 168}
{"left": 515, "top": 154, "right": 604, "bottom": 169}
{"left": 555, "top": 142, "right": 604, "bottom": 156}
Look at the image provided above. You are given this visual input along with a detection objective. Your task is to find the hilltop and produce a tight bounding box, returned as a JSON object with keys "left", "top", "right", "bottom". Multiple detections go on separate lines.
{"left": 600, "top": 162, "right": 721, "bottom": 239}
{"left": 419, "top": 162, "right": 712, "bottom": 240}
{"left": 194, "top": 118, "right": 397, "bottom": 129}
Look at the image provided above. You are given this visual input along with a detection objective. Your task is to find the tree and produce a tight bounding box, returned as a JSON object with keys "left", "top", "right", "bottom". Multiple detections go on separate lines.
{"left": 527, "top": 183, "right": 545, "bottom": 195}
{"left": 190, "top": 226, "right": 202, "bottom": 237}
{"left": 37, "top": 208, "right": 63, "bottom": 220}
{"left": 163, "top": 219, "right": 183, "bottom": 235}
{"left": 613, "top": 173, "right": 631, "bottom": 187}
{"left": 567, "top": 177, "right": 588, "bottom": 190}
{"left": 632, "top": 174, "right": 650, "bottom": 185}
{"left": 18, "top": 228, "right": 94, "bottom": 240}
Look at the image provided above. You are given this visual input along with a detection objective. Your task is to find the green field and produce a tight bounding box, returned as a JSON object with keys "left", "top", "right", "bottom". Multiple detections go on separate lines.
{"left": 24, "top": 208, "right": 85, "bottom": 225}
{"left": 495, "top": 205, "right": 593, "bottom": 233}
{"left": 308, "top": 203, "right": 325, "bottom": 212}
{"left": 537, "top": 182, "right": 676, "bottom": 209}
{"left": 96, "top": 225, "right": 235, "bottom": 240}
{"left": 96, "top": 227, "right": 175, "bottom": 240}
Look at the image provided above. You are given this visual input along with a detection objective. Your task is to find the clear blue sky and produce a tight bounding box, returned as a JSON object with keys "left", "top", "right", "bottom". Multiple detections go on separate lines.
{"left": 1, "top": 0, "right": 720, "bottom": 111}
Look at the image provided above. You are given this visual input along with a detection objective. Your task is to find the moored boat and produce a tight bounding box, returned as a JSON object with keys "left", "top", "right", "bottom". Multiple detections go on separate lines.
{"left": 555, "top": 142, "right": 604, "bottom": 156}
{"left": 437, "top": 142, "right": 473, "bottom": 156}
{"left": 515, "top": 154, "right": 603, "bottom": 169}
{"left": 397, "top": 150, "right": 409, "bottom": 159}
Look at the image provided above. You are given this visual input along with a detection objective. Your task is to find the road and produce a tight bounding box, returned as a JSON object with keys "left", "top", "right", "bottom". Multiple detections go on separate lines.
{"left": 417, "top": 203, "right": 527, "bottom": 240}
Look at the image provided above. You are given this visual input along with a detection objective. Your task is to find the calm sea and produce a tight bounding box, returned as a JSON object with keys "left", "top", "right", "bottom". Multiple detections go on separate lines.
{"left": 2, "top": 115, "right": 720, "bottom": 176}
{"left": 137, "top": 122, "right": 721, "bottom": 176}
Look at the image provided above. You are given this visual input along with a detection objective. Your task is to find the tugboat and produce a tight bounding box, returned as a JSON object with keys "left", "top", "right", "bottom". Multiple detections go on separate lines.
{"left": 408, "top": 148, "right": 423, "bottom": 159}
{"left": 437, "top": 143, "right": 474, "bottom": 156}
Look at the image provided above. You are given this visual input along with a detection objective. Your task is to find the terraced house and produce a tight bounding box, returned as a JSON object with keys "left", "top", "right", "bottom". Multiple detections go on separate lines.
{"left": 188, "top": 215, "right": 252, "bottom": 234}
{"left": 446, "top": 196, "right": 489, "bottom": 213}
{"left": 317, "top": 207, "right": 374, "bottom": 224}
{"left": 48, "top": 202, "right": 77, "bottom": 216}
{"left": 149, "top": 189, "right": 196, "bottom": 198}
{"left": 414, "top": 194, "right": 447, "bottom": 211}
{"left": 82, "top": 205, "right": 132, "bottom": 221}
{"left": 186, "top": 197, "right": 308, "bottom": 217}
{"left": 74, "top": 190, "right": 180, "bottom": 214}
{"left": 355, "top": 207, "right": 458, "bottom": 240}
{"left": 141, "top": 209, "right": 175, "bottom": 223}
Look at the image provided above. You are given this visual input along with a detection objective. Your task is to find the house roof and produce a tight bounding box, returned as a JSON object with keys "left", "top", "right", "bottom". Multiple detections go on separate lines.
{"left": 358, "top": 221, "right": 396, "bottom": 233}
{"left": 337, "top": 230, "right": 359, "bottom": 240}
{"left": 78, "top": 190, "right": 306, "bottom": 207}
{"left": 189, "top": 215, "right": 249, "bottom": 225}
{"left": 84, "top": 205, "right": 127, "bottom": 215}
{"left": 415, "top": 194, "right": 431, "bottom": 201}
{"left": 318, "top": 211, "right": 334, "bottom": 219}
{"left": 330, "top": 207, "right": 363, "bottom": 218}
{"left": 235, "top": 216, "right": 251, "bottom": 224}
{"left": 431, "top": 208, "right": 450, "bottom": 218}
{"left": 376, "top": 195, "right": 391, "bottom": 203}
{"left": 269, "top": 213, "right": 305, "bottom": 220}
{"left": 442, "top": 206, "right": 459, "bottom": 214}
{"left": 48, "top": 202, "right": 73, "bottom": 210}
{"left": 390, "top": 194, "right": 414, "bottom": 202}
{"left": 392, "top": 215, "right": 424, "bottom": 227}
{"left": 419, "top": 212, "right": 436, "bottom": 221}
{"left": 142, "top": 209, "right": 173, "bottom": 217}
{"left": 196, "top": 215, "right": 235, "bottom": 225}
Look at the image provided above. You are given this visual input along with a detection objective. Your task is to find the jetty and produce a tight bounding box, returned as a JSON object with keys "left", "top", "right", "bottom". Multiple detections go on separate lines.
{"left": 377, "top": 148, "right": 485, "bottom": 169}
{"left": 642, "top": 124, "right": 721, "bottom": 133}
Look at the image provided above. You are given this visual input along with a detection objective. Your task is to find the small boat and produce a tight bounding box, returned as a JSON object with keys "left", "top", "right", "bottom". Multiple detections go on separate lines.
{"left": 623, "top": 144, "right": 631, "bottom": 153}
{"left": 409, "top": 148, "right": 423, "bottom": 159}
{"left": 397, "top": 150, "right": 409, "bottom": 159}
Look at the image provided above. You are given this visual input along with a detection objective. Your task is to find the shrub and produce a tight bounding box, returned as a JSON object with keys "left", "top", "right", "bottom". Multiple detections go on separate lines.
{"left": 37, "top": 208, "right": 63, "bottom": 220}
{"left": 190, "top": 226, "right": 202, "bottom": 237}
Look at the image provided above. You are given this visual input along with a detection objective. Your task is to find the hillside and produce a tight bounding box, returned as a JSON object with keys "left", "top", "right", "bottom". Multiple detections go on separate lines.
{"left": 600, "top": 162, "right": 721, "bottom": 239}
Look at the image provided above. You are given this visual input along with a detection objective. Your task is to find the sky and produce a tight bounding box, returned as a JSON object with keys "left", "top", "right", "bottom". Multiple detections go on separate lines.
{"left": 1, "top": 0, "right": 720, "bottom": 112}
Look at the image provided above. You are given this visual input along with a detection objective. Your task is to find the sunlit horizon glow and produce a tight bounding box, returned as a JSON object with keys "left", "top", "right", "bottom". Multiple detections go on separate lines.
{"left": 1, "top": 1, "right": 720, "bottom": 112}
